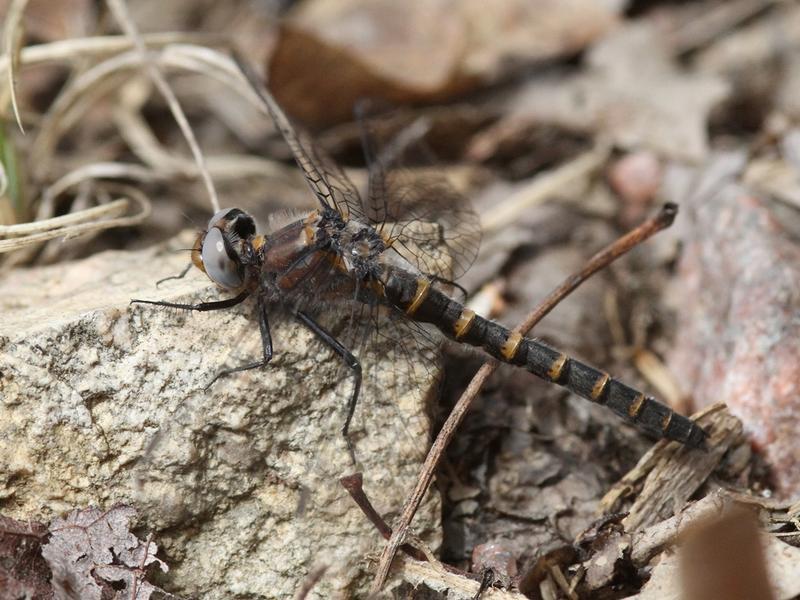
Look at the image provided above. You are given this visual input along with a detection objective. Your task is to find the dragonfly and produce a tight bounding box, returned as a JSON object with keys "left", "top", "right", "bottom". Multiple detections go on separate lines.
{"left": 132, "top": 59, "right": 706, "bottom": 462}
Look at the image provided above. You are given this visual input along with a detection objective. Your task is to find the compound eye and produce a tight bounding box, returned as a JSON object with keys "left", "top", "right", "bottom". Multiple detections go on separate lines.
{"left": 201, "top": 227, "right": 243, "bottom": 289}
{"left": 207, "top": 208, "right": 233, "bottom": 228}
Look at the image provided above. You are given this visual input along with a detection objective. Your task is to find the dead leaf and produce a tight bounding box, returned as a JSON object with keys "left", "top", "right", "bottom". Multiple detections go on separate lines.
{"left": 500, "top": 23, "right": 729, "bottom": 161}
{"left": 0, "top": 515, "right": 51, "bottom": 599}
{"left": 41, "top": 505, "right": 168, "bottom": 600}
{"left": 269, "top": 0, "right": 624, "bottom": 127}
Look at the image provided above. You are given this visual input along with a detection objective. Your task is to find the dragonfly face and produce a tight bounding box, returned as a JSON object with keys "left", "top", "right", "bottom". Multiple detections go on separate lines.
{"left": 192, "top": 208, "right": 259, "bottom": 290}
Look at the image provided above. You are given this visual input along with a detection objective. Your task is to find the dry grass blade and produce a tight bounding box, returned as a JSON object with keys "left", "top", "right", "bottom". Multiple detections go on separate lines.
{"left": 26, "top": 43, "right": 279, "bottom": 202}
{"left": 112, "top": 106, "right": 294, "bottom": 181}
{"left": 670, "top": 0, "right": 781, "bottom": 55}
{"left": 0, "top": 160, "right": 7, "bottom": 198}
{"left": 106, "top": 0, "right": 220, "bottom": 213}
{"left": 0, "top": 198, "right": 127, "bottom": 238}
{"left": 0, "top": 186, "right": 150, "bottom": 253}
{"left": 112, "top": 106, "right": 193, "bottom": 176}
{"left": 37, "top": 162, "right": 161, "bottom": 220}
{"left": 480, "top": 143, "right": 610, "bottom": 233}
{"left": 0, "top": 32, "right": 225, "bottom": 78}
{"left": 30, "top": 49, "right": 146, "bottom": 177}
{"left": 2, "top": 0, "right": 30, "bottom": 134}
{"left": 370, "top": 204, "right": 681, "bottom": 593}
{"left": 105, "top": 44, "right": 275, "bottom": 117}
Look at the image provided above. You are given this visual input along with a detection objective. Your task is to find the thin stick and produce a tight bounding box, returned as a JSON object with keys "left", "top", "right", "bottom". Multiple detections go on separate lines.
{"left": 105, "top": 0, "right": 220, "bottom": 213}
{"left": 340, "top": 473, "right": 478, "bottom": 580}
{"left": 369, "top": 203, "right": 680, "bottom": 593}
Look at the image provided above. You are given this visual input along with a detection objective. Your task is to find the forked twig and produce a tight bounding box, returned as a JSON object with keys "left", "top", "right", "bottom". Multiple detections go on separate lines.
{"left": 370, "top": 203, "right": 680, "bottom": 592}
{"left": 340, "top": 473, "right": 435, "bottom": 564}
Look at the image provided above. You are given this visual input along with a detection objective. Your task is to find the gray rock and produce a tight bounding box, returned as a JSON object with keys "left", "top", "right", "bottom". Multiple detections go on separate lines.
{"left": 0, "top": 233, "right": 441, "bottom": 599}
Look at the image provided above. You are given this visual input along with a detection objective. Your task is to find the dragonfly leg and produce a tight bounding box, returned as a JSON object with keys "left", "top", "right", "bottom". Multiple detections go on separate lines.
{"left": 130, "top": 290, "right": 250, "bottom": 312}
{"left": 429, "top": 274, "right": 468, "bottom": 300}
{"left": 156, "top": 262, "right": 193, "bottom": 287}
{"left": 296, "top": 311, "right": 362, "bottom": 465}
{"left": 206, "top": 300, "right": 273, "bottom": 389}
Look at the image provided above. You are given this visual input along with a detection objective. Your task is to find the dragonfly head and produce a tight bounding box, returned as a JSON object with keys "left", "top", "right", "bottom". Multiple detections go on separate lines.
{"left": 192, "top": 208, "right": 257, "bottom": 290}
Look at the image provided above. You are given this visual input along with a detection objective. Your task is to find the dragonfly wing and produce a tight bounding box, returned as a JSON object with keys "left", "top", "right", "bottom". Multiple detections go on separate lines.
{"left": 358, "top": 110, "right": 481, "bottom": 280}
{"left": 236, "top": 57, "right": 366, "bottom": 222}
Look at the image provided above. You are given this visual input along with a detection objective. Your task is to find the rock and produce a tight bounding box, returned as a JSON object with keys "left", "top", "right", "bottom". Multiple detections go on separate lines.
{"left": 664, "top": 153, "right": 800, "bottom": 498}
{"left": 607, "top": 151, "right": 663, "bottom": 226}
{"left": 0, "top": 233, "right": 440, "bottom": 599}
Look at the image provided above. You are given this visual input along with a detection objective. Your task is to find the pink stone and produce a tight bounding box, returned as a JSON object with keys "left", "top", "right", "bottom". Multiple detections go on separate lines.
{"left": 668, "top": 184, "right": 800, "bottom": 497}
{"left": 607, "top": 151, "right": 662, "bottom": 225}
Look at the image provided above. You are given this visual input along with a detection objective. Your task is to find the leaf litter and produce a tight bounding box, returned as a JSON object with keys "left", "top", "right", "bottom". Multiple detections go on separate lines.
{"left": 1, "top": 0, "right": 800, "bottom": 598}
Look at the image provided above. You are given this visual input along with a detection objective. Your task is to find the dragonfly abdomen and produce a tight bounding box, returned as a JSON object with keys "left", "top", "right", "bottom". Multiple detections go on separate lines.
{"left": 382, "top": 268, "right": 706, "bottom": 449}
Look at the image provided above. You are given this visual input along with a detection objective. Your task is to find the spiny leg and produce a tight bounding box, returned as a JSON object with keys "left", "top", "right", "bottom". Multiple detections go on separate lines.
{"left": 296, "top": 311, "right": 362, "bottom": 465}
{"left": 206, "top": 299, "right": 273, "bottom": 389}
{"left": 130, "top": 290, "right": 250, "bottom": 312}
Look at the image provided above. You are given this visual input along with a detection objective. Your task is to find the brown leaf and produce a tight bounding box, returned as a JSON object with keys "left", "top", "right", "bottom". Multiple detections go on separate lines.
{"left": 498, "top": 23, "right": 729, "bottom": 161}
{"left": 269, "top": 0, "right": 623, "bottom": 127}
{"left": 0, "top": 515, "right": 51, "bottom": 599}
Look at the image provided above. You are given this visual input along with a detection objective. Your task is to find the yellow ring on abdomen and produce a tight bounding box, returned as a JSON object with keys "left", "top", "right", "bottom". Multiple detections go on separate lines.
{"left": 500, "top": 331, "right": 523, "bottom": 361}
{"left": 405, "top": 278, "right": 431, "bottom": 316}
{"left": 547, "top": 353, "right": 568, "bottom": 381}
{"left": 453, "top": 309, "right": 476, "bottom": 340}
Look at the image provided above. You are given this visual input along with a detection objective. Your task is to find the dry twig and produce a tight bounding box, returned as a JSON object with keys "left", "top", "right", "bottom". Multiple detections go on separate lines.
{"left": 600, "top": 402, "right": 745, "bottom": 531}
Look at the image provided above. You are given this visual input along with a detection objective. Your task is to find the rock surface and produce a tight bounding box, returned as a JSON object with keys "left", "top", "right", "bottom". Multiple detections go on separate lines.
{"left": 665, "top": 153, "right": 800, "bottom": 497}
{"left": 0, "top": 233, "right": 440, "bottom": 599}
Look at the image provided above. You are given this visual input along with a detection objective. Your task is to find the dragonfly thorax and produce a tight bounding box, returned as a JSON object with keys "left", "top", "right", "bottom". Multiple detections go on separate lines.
{"left": 333, "top": 220, "right": 387, "bottom": 282}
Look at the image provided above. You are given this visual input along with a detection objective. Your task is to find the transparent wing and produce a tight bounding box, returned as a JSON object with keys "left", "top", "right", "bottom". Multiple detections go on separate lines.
{"left": 309, "top": 286, "right": 442, "bottom": 462}
{"left": 236, "top": 57, "right": 366, "bottom": 222}
{"left": 375, "top": 171, "right": 481, "bottom": 280}
{"left": 359, "top": 113, "right": 481, "bottom": 280}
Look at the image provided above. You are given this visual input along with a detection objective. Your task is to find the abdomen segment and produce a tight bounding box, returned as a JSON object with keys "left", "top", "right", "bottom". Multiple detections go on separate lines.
{"left": 383, "top": 268, "right": 706, "bottom": 449}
